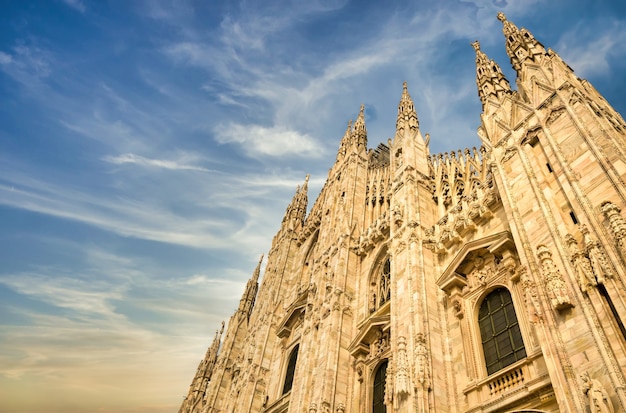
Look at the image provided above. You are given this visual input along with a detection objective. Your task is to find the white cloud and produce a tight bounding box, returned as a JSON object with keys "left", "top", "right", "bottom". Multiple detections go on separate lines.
{"left": 103, "top": 153, "right": 214, "bottom": 172}
{"left": 214, "top": 123, "right": 323, "bottom": 157}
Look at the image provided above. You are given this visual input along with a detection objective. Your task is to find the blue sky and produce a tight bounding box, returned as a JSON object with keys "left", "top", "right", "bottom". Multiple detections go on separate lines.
{"left": 1, "top": 1, "right": 625, "bottom": 412}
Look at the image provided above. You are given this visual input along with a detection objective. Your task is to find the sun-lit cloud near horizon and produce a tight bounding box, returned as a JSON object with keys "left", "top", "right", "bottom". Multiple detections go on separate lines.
{"left": 1, "top": 1, "right": 626, "bottom": 412}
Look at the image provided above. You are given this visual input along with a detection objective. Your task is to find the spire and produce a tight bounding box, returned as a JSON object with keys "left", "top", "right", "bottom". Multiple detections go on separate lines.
{"left": 497, "top": 12, "right": 546, "bottom": 73}
{"left": 352, "top": 104, "right": 368, "bottom": 149}
{"left": 396, "top": 81, "right": 419, "bottom": 131}
{"left": 238, "top": 255, "right": 264, "bottom": 320}
{"left": 251, "top": 253, "right": 264, "bottom": 283}
{"left": 336, "top": 120, "right": 352, "bottom": 162}
{"left": 281, "top": 175, "right": 309, "bottom": 232}
{"left": 472, "top": 40, "right": 511, "bottom": 106}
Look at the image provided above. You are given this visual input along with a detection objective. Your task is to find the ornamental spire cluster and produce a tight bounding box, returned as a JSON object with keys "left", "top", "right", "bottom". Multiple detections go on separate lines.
{"left": 472, "top": 40, "right": 511, "bottom": 106}
{"left": 497, "top": 11, "right": 546, "bottom": 73}
{"left": 396, "top": 81, "right": 419, "bottom": 132}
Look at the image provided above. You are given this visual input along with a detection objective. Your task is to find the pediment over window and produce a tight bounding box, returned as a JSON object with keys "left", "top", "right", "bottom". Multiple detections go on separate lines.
{"left": 348, "top": 311, "right": 391, "bottom": 358}
{"left": 437, "top": 231, "right": 516, "bottom": 295}
{"left": 276, "top": 291, "right": 307, "bottom": 338}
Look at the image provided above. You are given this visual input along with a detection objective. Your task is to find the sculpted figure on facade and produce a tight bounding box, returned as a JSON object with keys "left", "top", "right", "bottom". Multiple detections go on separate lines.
{"left": 414, "top": 332, "right": 431, "bottom": 390}
{"left": 566, "top": 233, "right": 597, "bottom": 293}
{"left": 581, "top": 372, "right": 614, "bottom": 413}
{"left": 582, "top": 225, "right": 614, "bottom": 285}
{"left": 536, "top": 244, "right": 574, "bottom": 310}
{"left": 601, "top": 201, "right": 626, "bottom": 262}
{"left": 519, "top": 267, "right": 543, "bottom": 323}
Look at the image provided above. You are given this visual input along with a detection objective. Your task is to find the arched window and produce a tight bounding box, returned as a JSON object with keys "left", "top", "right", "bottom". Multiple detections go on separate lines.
{"left": 282, "top": 344, "right": 299, "bottom": 395}
{"left": 478, "top": 288, "right": 526, "bottom": 375}
{"left": 372, "top": 360, "right": 388, "bottom": 413}
{"left": 378, "top": 259, "right": 391, "bottom": 307}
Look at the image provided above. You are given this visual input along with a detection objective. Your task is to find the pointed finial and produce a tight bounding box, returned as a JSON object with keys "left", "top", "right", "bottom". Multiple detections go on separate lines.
{"left": 396, "top": 81, "right": 418, "bottom": 131}
{"left": 251, "top": 253, "right": 264, "bottom": 282}
{"left": 471, "top": 40, "right": 480, "bottom": 51}
{"left": 353, "top": 104, "right": 367, "bottom": 137}
{"left": 497, "top": 11, "right": 506, "bottom": 22}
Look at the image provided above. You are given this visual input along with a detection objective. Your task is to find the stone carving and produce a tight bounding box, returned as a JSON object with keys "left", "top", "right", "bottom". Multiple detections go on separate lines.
{"left": 335, "top": 402, "right": 345, "bottom": 413}
{"left": 582, "top": 225, "right": 614, "bottom": 284}
{"left": 395, "top": 336, "right": 411, "bottom": 397}
{"left": 546, "top": 106, "right": 566, "bottom": 125}
{"left": 368, "top": 329, "right": 390, "bottom": 361}
{"left": 472, "top": 255, "right": 491, "bottom": 287}
{"left": 537, "top": 244, "right": 574, "bottom": 310}
{"left": 369, "top": 288, "right": 377, "bottom": 313}
{"left": 566, "top": 233, "right": 597, "bottom": 293}
{"left": 414, "top": 333, "right": 431, "bottom": 390}
{"left": 451, "top": 296, "right": 464, "bottom": 319}
{"left": 581, "top": 371, "right": 614, "bottom": 413}
{"left": 385, "top": 356, "right": 394, "bottom": 407}
{"left": 519, "top": 267, "right": 543, "bottom": 323}
{"left": 601, "top": 201, "right": 626, "bottom": 263}
{"left": 308, "top": 402, "right": 317, "bottom": 413}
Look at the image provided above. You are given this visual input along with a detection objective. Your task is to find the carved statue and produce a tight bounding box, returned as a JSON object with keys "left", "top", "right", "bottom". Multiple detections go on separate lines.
{"left": 414, "top": 332, "right": 431, "bottom": 389}
{"left": 566, "top": 233, "right": 596, "bottom": 293}
{"left": 581, "top": 371, "right": 614, "bottom": 413}
{"left": 537, "top": 244, "right": 573, "bottom": 310}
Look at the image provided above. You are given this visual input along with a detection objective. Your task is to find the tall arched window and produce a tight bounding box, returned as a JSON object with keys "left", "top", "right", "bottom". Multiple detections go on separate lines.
{"left": 282, "top": 344, "right": 299, "bottom": 395}
{"left": 372, "top": 360, "right": 388, "bottom": 413}
{"left": 478, "top": 288, "right": 526, "bottom": 375}
{"left": 378, "top": 259, "right": 391, "bottom": 307}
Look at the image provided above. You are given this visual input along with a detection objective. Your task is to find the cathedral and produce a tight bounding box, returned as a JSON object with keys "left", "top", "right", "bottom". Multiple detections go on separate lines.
{"left": 179, "top": 13, "right": 626, "bottom": 413}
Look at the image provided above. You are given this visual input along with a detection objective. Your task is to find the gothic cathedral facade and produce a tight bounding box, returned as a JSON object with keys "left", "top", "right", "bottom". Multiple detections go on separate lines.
{"left": 180, "top": 13, "right": 626, "bottom": 413}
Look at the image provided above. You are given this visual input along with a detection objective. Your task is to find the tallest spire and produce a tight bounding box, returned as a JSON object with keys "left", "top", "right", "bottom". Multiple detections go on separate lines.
{"left": 497, "top": 12, "right": 546, "bottom": 73}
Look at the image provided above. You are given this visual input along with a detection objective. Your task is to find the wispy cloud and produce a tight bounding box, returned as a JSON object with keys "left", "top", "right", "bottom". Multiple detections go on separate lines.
{"left": 214, "top": 124, "right": 323, "bottom": 158}
{"left": 556, "top": 19, "right": 626, "bottom": 78}
{"left": 61, "top": 0, "right": 86, "bottom": 13}
{"left": 103, "top": 153, "right": 216, "bottom": 172}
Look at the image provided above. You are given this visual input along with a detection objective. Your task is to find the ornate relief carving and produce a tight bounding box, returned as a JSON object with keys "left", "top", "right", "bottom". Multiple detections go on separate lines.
{"left": 566, "top": 233, "right": 597, "bottom": 293}
{"left": 546, "top": 105, "right": 566, "bottom": 125}
{"left": 384, "top": 356, "right": 394, "bottom": 407}
{"left": 519, "top": 266, "right": 543, "bottom": 323}
{"left": 367, "top": 329, "right": 390, "bottom": 361}
{"left": 414, "top": 333, "right": 431, "bottom": 390}
{"left": 536, "top": 244, "right": 574, "bottom": 310}
{"left": 451, "top": 296, "right": 464, "bottom": 319}
{"left": 601, "top": 201, "right": 626, "bottom": 263}
{"left": 308, "top": 402, "right": 318, "bottom": 413}
{"left": 582, "top": 225, "right": 614, "bottom": 284}
{"left": 394, "top": 336, "right": 411, "bottom": 397}
{"left": 581, "top": 371, "right": 614, "bottom": 413}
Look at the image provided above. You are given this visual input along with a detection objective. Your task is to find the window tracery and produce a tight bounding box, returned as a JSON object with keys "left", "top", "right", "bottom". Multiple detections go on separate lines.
{"left": 478, "top": 288, "right": 526, "bottom": 375}
{"left": 282, "top": 344, "right": 299, "bottom": 395}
